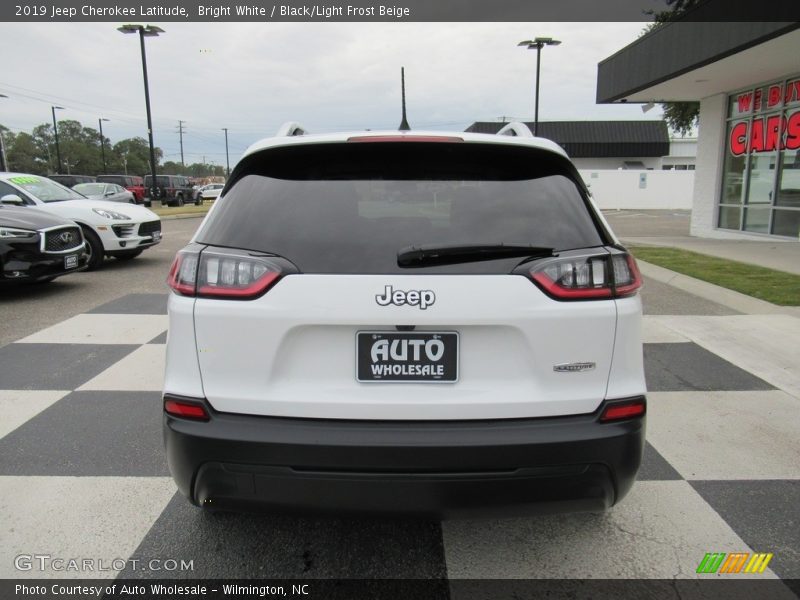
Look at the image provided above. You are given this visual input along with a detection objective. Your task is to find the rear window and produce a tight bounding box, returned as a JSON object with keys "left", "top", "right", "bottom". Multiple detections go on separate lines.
{"left": 195, "top": 142, "right": 606, "bottom": 274}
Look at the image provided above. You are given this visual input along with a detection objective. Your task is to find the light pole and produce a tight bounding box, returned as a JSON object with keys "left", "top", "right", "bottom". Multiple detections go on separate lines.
{"left": 51, "top": 105, "right": 65, "bottom": 173}
{"left": 98, "top": 117, "right": 110, "bottom": 173}
{"left": 118, "top": 24, "right": 163, "bottom": 196}
{"left": 222, "top": 128, "right": 230, "bottom": 177}
{"left": 0, "top": 94, "right": 8, "bottom": 172}
{"left": 518, "top": 37, "right": 561, "bottom": 136}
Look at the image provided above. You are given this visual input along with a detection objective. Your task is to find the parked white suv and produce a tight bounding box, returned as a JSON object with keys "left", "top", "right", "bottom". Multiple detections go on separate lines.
{"left": 0, "top": 173, "right": 162, "bottom": 270}
{"left": 164, "top": 123, "right": 646, "bottom": 517}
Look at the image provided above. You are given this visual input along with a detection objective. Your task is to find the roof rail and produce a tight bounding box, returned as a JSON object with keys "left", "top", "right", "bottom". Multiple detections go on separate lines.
{"left": 275, "top": 122, "right": 308, "bottom": 137}
{"left": 496, "top": 122, "right": 533, "bottom": 137}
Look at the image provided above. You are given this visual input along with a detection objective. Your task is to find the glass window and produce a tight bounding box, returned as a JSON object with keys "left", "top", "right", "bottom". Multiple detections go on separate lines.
{"left": 743, "top": 207, "right": 771, "bottom": 233}
{"left": 776, "top": 108, "right": 800, "bottom": 208}
{"left": 729, "top": 88, "right": 754, "bottom": 118}
{"left": 718, "top": 206, "right": 741, "bottom": 230}
{"left": 745, "top": 151, "right": 778, "bottom": 205}
{"left": 772, "top": 209, "right": 800, "bottom": 237}
{"left": 6, "top": 175, "right": 84, "bottom": 203}
{"left": 720, "top": 76, "right": 800, "bottom": 237}
{"left": 720, "top": 119, "right": 748, "bottom": 205}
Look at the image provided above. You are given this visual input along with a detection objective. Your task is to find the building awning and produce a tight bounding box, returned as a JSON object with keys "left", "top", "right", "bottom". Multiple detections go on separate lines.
{"left": 465, "top": 120, "right": 670, "bottom": 158}
{"left": 597, "top": 12, "right": 800, "bottom": 104}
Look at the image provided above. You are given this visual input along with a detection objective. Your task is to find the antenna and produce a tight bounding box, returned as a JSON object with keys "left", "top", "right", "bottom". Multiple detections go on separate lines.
{"left": 399, "top": 67, "right": 410, "bottom": 131}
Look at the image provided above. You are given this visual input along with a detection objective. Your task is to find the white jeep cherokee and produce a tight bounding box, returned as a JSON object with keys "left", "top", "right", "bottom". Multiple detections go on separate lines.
{"left": 164, "top": 124, "right": 646, "bottom": 517}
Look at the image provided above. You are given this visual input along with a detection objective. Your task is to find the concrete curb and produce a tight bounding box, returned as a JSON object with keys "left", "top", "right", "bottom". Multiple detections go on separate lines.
{"left": 637, "top": 260, "right": 800, "bottom": 317}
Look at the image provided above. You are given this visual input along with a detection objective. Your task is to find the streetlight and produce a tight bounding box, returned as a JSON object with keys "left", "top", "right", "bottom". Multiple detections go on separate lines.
{"left": 98, "top": 118, "right": 110, "bottom": 173}
{"left": 118, "top": 24, "right": 163, "bottom": 197}
{"left": 51, "top": 105, "right": 65, "bottom": 173}
{"left": 517, "top": 37, "right": 561, "bottom": 136}
{"left": 222, "top": 128, "right": 230, "bottom": 177}
{"left": 0, "top": 94, "right": 8, "bottom": 172}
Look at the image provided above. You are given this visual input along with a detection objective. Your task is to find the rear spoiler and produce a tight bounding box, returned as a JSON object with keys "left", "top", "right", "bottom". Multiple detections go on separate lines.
{"left": 496, "top": 122, "right": 533, "bottom": 137}
{"left": 275, "top": 122, "right": 308, "bottom": 137}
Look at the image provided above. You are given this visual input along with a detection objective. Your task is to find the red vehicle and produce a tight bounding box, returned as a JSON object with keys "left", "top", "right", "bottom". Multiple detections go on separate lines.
{"left": 96, "top": 175, "right": 147, "bottom": 205}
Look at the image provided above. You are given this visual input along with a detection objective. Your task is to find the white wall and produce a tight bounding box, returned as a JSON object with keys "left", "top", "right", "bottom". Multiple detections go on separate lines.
{"left": 669, "top": 138, "right": 698, "bottom": 157}
{"left": 571, "top": 157, "right": 662, "bottom": 170}
{"left": 579, "top": 169, "right": 695, "bottom": 210}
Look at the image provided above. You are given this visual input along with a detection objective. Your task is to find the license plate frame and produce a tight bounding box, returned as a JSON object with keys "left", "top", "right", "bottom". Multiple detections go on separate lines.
{"left": 64, "top": 254, "right": 78, "bottom": 269}
{"left": 356, "top": 331, "right": 459, "bottom": 383}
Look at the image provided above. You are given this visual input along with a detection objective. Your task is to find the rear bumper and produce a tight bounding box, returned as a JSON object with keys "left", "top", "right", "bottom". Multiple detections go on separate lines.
{"left": 164, "top": 396, "right": 645, "bottom": 518}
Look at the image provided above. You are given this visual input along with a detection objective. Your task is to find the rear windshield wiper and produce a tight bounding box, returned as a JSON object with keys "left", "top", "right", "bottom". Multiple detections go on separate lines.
{"left": 397, "top": 243, "right": 553, "bottom": 268}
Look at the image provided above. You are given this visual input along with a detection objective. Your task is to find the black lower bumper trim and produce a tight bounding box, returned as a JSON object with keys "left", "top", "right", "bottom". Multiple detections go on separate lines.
{"left": 164, "top": 396, "right": 645, "bottom": 518}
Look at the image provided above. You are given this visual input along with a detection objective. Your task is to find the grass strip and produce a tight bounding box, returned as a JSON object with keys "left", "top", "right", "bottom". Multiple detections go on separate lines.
{"left": 629, "top": 245, "right": 800, "bottom": 306}
{"left": 151, "top": 203, "right": 212, "bottom": 218}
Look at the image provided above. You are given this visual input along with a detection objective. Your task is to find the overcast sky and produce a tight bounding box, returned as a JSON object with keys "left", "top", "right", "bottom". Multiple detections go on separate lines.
{"left": 0, "top": 22, "right": 655, "bottom": 168}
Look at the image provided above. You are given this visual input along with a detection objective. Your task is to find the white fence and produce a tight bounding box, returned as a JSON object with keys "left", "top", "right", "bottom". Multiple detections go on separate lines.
{"left": 579, "top": 170, "right": 695, "bottom": 210}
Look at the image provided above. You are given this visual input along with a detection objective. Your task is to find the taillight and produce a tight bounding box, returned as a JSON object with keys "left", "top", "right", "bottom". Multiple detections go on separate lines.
{"left": 600, "top": 398, "right": 646, "bottom": 422}
{"left": 164, "top": 397, "right": 210, "bottom": 421}
{"left": 529, "top": 251, "right": 641, "bottom": 301}
{"left": 167, "top": 249, "right": 282, "bottom": 300}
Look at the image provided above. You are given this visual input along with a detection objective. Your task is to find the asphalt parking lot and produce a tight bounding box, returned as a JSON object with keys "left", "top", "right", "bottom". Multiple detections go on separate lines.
{"left": 1, "top": 214, "right": 798, "bottom": 593}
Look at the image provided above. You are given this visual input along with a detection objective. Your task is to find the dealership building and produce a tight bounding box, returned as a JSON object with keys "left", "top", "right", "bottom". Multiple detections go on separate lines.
{"left": 597, "top": 19, "right": 800, "bottom": 240}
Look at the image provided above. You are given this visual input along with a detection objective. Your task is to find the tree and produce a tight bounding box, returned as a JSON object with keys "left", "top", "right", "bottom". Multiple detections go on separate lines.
{"left": 56, "top": 120, "right": 104, "bottom": 174}
{"left": 31, "top": 124, "right": 55, "bottom": 172}
{"left": 7, "top": 131, "right": 48, "bottom": 174}
{"left": 162, "top": 160, "right": 187, "bottom": 175}
{"left": 1, "top": 119, "right": 166, "bottom": 176}
{"left": 643, "top": 0, "right": 702, "bottom": 136}
{"left": 109, "top": 137, "right": 162, "bottom": 176}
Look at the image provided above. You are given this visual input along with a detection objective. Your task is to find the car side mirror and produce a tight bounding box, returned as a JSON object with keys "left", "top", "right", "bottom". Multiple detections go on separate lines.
{"left": 0, "top": 194, "right": 25, "bottom": 205}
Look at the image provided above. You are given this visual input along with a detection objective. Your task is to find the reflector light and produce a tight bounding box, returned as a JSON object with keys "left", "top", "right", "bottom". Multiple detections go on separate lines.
{"left": 164, "top": 399, "right": 209, "bottom": 421}
{"left": 600, "top": 400, "right": 646, "bottom": 422}
{"left": 347, "top": 135, "right": 464, "bottom": 143}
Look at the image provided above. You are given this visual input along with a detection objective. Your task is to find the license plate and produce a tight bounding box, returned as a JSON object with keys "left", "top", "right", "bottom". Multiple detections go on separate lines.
{"left": 152, "top": 231, "right": 162, "bottom": 242}
{"left": 64, "top": 254, "right": 78, "bottom": 269}
{"left": 356, "top": 331, "right": 459, "bottom": 383}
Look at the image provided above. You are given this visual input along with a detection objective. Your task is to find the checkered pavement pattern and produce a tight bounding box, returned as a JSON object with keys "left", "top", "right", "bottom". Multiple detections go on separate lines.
{"left": 1, "top": 293, "right": 798, "bottom": 584}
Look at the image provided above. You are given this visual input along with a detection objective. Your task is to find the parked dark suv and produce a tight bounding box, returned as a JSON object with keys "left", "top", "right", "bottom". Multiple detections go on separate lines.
{"left": 144, "top": 175, "right": 193, "bottom": 207}
{"left": 97, "top": 175, "right": 146, "bottom": 205}
{"left": 48, "top": 174, "right": 95, "bottom": 188}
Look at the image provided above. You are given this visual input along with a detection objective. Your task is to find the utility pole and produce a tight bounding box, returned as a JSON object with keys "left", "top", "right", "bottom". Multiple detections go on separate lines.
{"left": 0, "top": 94, "right": 7, "bottom": 171}
{"left": 98, "top": 118, "right": 110, "bottom": 173}
{"left": 222, "top": 128, "right": 230, "bottom": 177}
{"left": 51, "top": 105, "right": 64, "bottom": 173}
{"left": 0, "top": 130, "right": 7, "bottom": 172}
{"left": 177, "top": 120, "right": 185, "bottom": 167}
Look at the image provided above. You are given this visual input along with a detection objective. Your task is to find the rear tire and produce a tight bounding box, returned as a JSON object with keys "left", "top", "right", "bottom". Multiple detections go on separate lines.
{"left": 176, "top": 194, "right": 185, "bottom": 207}
{"left": 80, "top": 226, "right": 105, "bottom": 271}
